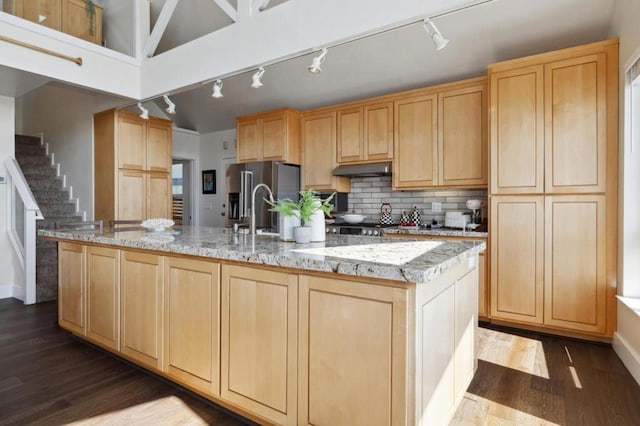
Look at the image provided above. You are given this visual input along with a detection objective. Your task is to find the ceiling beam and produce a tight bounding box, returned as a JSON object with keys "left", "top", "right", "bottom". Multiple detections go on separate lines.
{"left": 144, "top": 0, "right": 180, "bottom": 58}
{"left": 213, "top": 0, "right": 238, "bottom": 22}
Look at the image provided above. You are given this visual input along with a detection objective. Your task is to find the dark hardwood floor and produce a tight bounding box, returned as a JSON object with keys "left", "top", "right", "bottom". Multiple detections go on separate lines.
{"left": 2, "top": 298, "right": 640, "bottom": 425}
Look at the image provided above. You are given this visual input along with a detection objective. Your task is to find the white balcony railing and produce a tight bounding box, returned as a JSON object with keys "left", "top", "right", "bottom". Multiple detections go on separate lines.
{"left": 4, "top": 156, "right": 44, "bottom": 305}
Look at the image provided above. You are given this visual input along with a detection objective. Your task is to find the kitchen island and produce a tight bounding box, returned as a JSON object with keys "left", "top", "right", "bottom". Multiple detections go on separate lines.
{"left": 41, "top": 226, "right": 485, "bottom": 426}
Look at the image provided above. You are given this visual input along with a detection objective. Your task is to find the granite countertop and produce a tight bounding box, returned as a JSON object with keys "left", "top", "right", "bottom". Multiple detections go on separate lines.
{"left": 39, "top": 226, "right": 486, "bottom": 284}
{"left": 384, "top": 227, "right": 488, "bottom": 239}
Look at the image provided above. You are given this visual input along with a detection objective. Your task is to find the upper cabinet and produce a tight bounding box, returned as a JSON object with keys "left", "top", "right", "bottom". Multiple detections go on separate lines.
{"left": 94, "top": 109, "right": 173, "bottom": 224}
{"left": 236, "top": 108, "right": 301, "bottom": 164}
{"left": 301, "top": 111, "right": 350, "bottom": 192}
{"left": 336, "top": 101, "right": 393, "bottom": 164}
{"left": 393, "top": 77, "right": 488, "bottom": 190}
{"left": 489, "top": 40, "right": 617, "bottom": 195}
{"left": 5, "top": 0, "right": 103, "bottom": 44}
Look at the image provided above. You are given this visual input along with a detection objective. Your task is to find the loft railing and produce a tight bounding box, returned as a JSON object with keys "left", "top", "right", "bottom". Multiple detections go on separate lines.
{"left": 4, "top": 156, "right": 44, "bottom": 305}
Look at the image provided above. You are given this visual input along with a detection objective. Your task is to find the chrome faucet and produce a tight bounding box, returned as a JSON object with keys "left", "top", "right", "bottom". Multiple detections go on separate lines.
{"left": 250, "top": 183, "right": 275, "bottom": 236}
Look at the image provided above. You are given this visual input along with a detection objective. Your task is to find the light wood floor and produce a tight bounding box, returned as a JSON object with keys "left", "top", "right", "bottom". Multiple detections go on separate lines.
{"left": 1, "top": 298, "right": 639, "bottom": 425}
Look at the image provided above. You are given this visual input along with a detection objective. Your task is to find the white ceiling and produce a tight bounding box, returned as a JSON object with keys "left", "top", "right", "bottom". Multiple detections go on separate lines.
{"left": 0, "top": 0, "right": 617, "bottom": 134}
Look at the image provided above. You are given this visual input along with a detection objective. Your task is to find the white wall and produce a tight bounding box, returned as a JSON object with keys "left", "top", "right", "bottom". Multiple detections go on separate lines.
{"left": 18, "top": 85, "right": 123, "bottom": 220}
{"left": 611, "top": 0, "right": 640, "bottom": 386}
{"left": 199, "top": 129, "right": 236, "bottom": 227}
{"left": 100, "top": 0, "right": 135, "bottom": 56}
{"left": 172, "top": 127, "right": 201, "bottom": 225}
{"left": 0, "top": 95, "right": 19, "bottom": 299}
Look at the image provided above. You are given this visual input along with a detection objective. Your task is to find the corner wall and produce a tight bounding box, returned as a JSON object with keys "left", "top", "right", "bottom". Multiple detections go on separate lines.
{"left": 0, "top": 95, "right": 18, "bottom": 299}
{"left": 611, "top": 0, "right": 640, "bottom": 385}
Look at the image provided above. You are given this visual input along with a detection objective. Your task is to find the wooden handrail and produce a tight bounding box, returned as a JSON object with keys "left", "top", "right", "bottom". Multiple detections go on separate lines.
{"left": 0, "top": 34, "right": 83, "bottom": 65}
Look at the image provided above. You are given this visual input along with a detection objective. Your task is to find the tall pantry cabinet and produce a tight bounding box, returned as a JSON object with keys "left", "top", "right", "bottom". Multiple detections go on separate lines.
{"left": 94, "top": 109, "right": 173, "bottom": 224}
{"left": 488, "top": 39, "right": 618, "bottom": 338}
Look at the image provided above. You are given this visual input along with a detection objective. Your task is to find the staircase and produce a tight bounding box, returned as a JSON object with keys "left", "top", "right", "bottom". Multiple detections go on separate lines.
{"left": 15, "top": 135, "right": 82, "bottom": 302}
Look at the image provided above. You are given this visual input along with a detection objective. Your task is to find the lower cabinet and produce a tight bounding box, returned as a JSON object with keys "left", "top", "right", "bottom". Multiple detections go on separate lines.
{"left": 120, "top": 251, "right": 163, "bottom": 370}
{"left": 221, "top": 265, "right": 298, "bottom": 425}
{"left": 297, "top": 275, "right": 409, "bottom": 426}
{"left": 86, "top": 246, "right": 120, "bottom": 351}
{"left": 164, "top": 257, "right": 220, "bottom": 396}
{"left": 478, "top": 250, "right": 487, "bottom": 318}
{"left": 58, "top": 242, "right": 85, "bottom": 335}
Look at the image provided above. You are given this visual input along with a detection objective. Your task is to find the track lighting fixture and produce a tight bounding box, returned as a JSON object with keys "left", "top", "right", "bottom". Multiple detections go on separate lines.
{"left": 423, "top": 18, "right": 449, "bottom": 51}
{"left": 308, "top": 48, "right": 328, "bottom": 74}
{"left": 212, "top": 80, "right": 224, "bottom": 98}
{"left": 137, "top": 102, "right": 149, "bottom": 120}
{"left": 251, "top": 67, "right": 265, "bottom": 88}
{"left": 163, "top": 94, "right": 176, "bottom": 114}
{"left": 255, "top": 0, "right": 271, "bottom": 12}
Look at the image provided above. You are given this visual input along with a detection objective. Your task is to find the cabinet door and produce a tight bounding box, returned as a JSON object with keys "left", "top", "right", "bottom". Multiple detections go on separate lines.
{"left": 301, "top": 111, "right": 350, "bottom": 192}
{"left": 117, "top": 115, "right": 146, "bottom": 170}
{"left": 393, "top": 94, "right": 438, "bottom": 189}
{"left": 364, "top": 101, "right": 393, "bottom": 161}
{"left": 146, "top": 172, "right": 171, "bottom": 219}
{"left": 439, "top": 83, "right": 487, "bottom": 187}
{"left": 337, "top": 107, "right": 364, "bottom": 163}
{"left": 490, "top": 196, "right": 544, "bottom": 324}
{"left": 237, "top": 119, "right": 260, "bottom": 163}
{"left": 19, "top": 0, "right": 62, "bottom": 30}
{"left": 544, "top": 195, "right": 606, "bottom": 333}
{"left": 262, "top": 113, "right": 286, "bottom": 160}
{"left": 117, "top": 170, "right": 145, "bottom": 221}
{"left": 146, "top": 119, "right": 172, "bottom": 173}
{"left": 86, "top": 246, "right": 119, "bottom": 351}
{"left": 121, "top": 251, "right": 163, "bottom": 370}
{"left": 164, "top": 258, "right": 220, "bottom": 396}
{"left": 545, "top": 54, "right": 607, "bottom": 193}
{"left": 58, "top": 242, "right": 85, "bottom": 334}
{"left": 490, "top": 66, "right": 544, "bottom": 194}
{"left": 61, "top": 0, "right": 101, "bottom": 44}
{"left": 298, "top": 275, "right": 408, "bottom": 426}
{"left": 478, "top": 250, "right": 487, "bottom": 317}
{"left": 221, "top": 265, "right": 297, "bottom": 425}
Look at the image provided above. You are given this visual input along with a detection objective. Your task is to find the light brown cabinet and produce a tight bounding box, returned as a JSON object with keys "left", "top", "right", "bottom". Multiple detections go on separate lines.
{"left": 4, "top": 0, "right": 102, "bottom": 44}
{"left": 488, "top": 39, "right": 618, "bottom": 338}
{"left": 301, "top": 110, "right": 350, "bottom": 192}
{"left": 236, "top": 108, "right": 301, "bottom": 164}
{"left": 478, "top": 250, "right": 487, "bottom": 318}
{"left": 221, "top": 265, "right": 298, "bottom": 425}
{"left": 298, "top": 274, "right": 409, "bottom": 426}
{"left": 58, "top": 242, "right": 85, "bottom": 335}
{"left": 86, "top": 246, "right": 120, "bottom": 351}
{"left": 120, "top": 251, "right": 163, "bottom": 371}
{"left": 336, "top": 101, "right": 393, "bottom": 164}
{"left": 164, "top": 257, "right": 220, "bottom": 396}
{"left": 94, "top": 109, "right": 173, "bottom": 224}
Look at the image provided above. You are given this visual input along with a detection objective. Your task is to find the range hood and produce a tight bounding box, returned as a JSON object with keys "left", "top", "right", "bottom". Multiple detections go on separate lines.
{"left": 332, "top": 162, "right": 392, "bottom": 177}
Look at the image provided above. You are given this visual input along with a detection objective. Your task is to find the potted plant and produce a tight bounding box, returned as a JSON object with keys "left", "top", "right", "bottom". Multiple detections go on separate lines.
{"left": 268, "top": 189, "right": 334, "bottom": 243}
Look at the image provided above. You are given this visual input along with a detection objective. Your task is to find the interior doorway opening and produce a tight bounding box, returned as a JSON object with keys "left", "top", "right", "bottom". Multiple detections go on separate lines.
{"left": 172, "top": 159, "right": 193, "bottom": 225}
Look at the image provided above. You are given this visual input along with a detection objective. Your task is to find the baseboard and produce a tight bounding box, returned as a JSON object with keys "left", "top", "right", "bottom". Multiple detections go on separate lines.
{"left": 613, "top": 332, "right": 640, "bottom": 386}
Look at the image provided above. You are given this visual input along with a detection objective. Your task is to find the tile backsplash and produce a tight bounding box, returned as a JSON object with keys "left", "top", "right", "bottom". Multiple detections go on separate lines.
{"left": 346, "top": 176, "right": 488, "bottom": 225}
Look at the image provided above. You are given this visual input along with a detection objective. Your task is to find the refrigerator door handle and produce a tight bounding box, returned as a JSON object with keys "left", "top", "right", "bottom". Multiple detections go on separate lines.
{"left": 240, "top": 170, "right": 253, "bottom": 219}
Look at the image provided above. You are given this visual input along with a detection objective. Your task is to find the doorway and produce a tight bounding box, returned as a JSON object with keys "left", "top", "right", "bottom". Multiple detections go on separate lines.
{"left": 172, "top": 159, "right": 193, "bottom": 225}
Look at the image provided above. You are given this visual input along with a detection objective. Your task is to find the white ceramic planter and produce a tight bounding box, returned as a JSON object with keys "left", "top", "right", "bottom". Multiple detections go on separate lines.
{"left": 294, "top": 226, "right": 312, "bottom": 244}
{"left": 279, "top": 213, "right": 301, "bottom": 242}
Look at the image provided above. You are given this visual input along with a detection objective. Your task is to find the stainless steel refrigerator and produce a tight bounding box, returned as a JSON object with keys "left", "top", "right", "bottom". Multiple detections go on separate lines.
{"left": 225, "top": 161, "right": 300, "bottom": 231}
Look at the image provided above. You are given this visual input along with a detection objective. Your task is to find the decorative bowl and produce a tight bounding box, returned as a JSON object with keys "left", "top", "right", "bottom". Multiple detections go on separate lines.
{"left": 341, "top": 214, "right": 366, "bottom": 224}
{"left": 141, "top": 218, "right": 175, "bottom": 232}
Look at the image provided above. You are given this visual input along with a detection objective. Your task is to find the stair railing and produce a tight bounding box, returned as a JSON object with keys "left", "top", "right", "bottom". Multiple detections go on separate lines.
{"left": 4, "top": 156, "right": 44, "bottom": 305}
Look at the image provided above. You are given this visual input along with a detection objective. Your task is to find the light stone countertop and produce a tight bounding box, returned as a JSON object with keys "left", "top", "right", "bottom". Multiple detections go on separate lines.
{"left": 384, "top": 227, "right": 488, "bottom": 239}
{"left": 39, "top": 226, "right": 486, "bottom": 284}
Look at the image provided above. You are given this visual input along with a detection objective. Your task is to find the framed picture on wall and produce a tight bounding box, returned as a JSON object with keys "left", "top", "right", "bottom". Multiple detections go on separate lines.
{"left": 202, "top": 170, "right": 216, "bottom": 194}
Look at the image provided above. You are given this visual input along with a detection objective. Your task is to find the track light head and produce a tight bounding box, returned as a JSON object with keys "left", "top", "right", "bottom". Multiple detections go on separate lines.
{"left": 137, "top": 102, "right": 149, "bottom": 120}
{"left": 251, "top": 67, "right": 265, "bottom": 88}
{"left": 163, "top": 94, "right": 176, "bottom": 115}
{"left": 308, "top": 48, "right": 328, "bottom": 74}
{"left": 212, "top": 80, "right": 224, "bottom": 98}
{"left": 423, "top": 18, "right": 449, "bottom": 51}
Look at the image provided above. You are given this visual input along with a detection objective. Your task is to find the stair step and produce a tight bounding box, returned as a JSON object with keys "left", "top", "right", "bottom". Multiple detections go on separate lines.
{"left": 16, "top": 156, "right": 52, "bottom": 168}
{"left": 15, "top": 144, "right": 46, "bottom": 156}
{"left": 22, "top": 166, "right": 57, "bottom": 179}
{"left": 37, "top": 236, "right": 57, "bottom": 249}
{"left": 38, "top": 202, "right": 77, "bottom": 217}
{"left": 36, "top": 246, "right": 58, "bottom": 265}
{"left": 37, "top": 216, "right": 83, "bottom": 230}
{"left": 15, "top": 135, "right": 42, "bottom": 146}
{"left": 27, "top": 178, "right": 64, "bottom": 192}
{"left": 32, "top": 190, "right": 70, "bottom": 203}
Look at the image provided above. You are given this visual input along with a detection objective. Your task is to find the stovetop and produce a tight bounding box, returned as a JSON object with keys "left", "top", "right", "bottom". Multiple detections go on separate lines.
{"left": 332, "top": 222, "right": 397, "bottom": 228}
